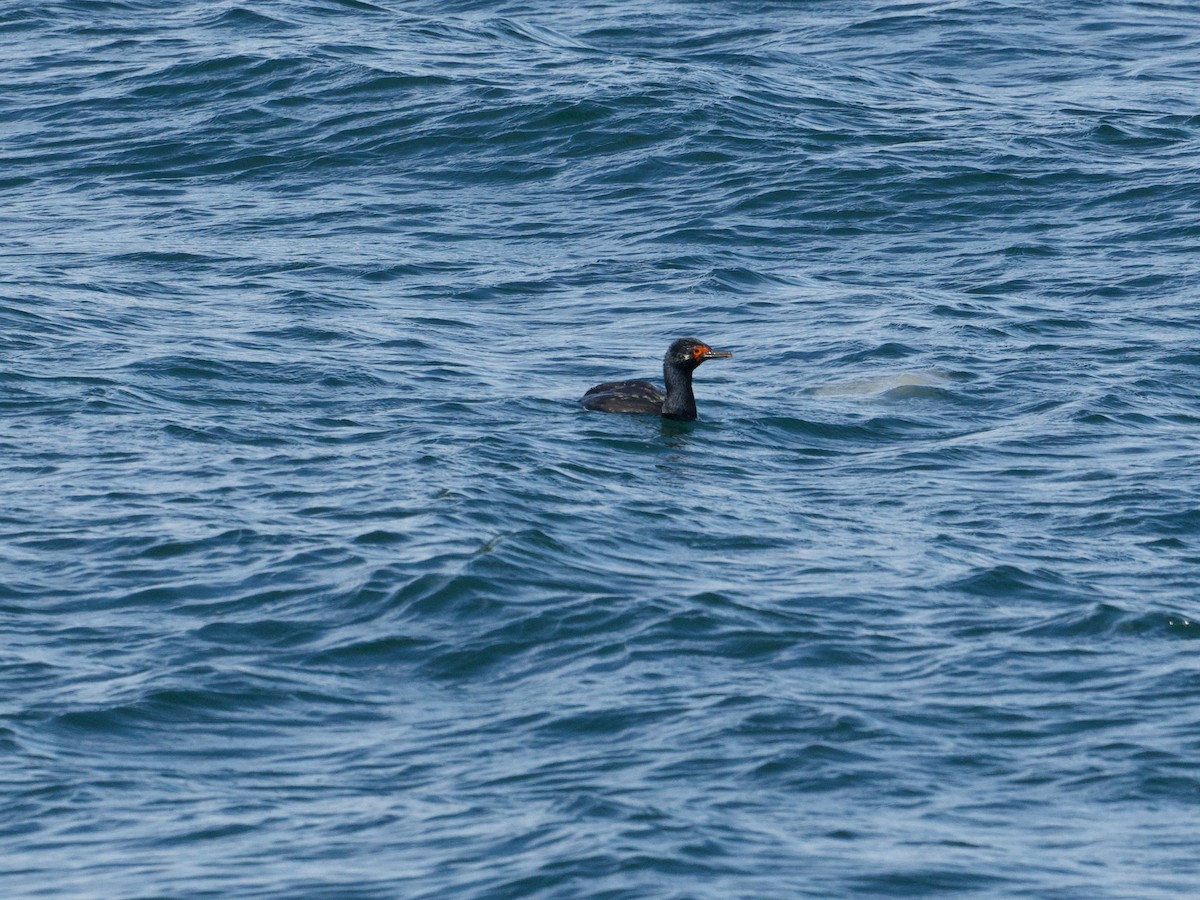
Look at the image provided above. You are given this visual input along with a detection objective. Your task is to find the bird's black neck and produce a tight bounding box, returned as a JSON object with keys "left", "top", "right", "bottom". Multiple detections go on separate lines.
{"left": 661, "top": 361, "right": 697, "bottom": 420}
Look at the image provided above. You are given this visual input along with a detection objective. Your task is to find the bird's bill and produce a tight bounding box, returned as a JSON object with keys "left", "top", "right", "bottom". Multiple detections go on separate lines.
{"left": 695, "top": 345, "right": 733, "bottom": 361}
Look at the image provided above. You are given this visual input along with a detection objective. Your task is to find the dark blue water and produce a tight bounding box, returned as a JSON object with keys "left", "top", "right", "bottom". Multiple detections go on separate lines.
{"left": 5, "top": 1, "right": 1200, "bottom": 896}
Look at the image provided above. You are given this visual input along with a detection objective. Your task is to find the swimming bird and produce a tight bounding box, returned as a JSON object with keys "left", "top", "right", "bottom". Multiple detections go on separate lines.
{"left": 580, "top": 337, "right": 732, "bottom": 420}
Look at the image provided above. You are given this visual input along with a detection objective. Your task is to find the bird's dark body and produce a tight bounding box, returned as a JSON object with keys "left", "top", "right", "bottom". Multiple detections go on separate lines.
{"left": 579, "top": 337, "right": 732, "bottom": 421}
{"left": 579, "top": 380, "right": 666, "bottom": 415}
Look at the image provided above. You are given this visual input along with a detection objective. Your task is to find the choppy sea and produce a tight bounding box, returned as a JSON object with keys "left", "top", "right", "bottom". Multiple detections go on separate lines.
{"left": 5, "top": 1, "right": 1200, "bottom": 896}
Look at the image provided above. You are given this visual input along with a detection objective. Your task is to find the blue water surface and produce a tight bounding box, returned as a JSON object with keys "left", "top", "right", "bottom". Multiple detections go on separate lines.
{"left": 4, "top": 1, "right": 1200, "bottom": 896}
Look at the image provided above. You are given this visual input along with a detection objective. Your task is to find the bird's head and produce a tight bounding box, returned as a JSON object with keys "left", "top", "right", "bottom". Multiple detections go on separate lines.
{"left": 666, "top": 337, "right": 733, "bottom": 370}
